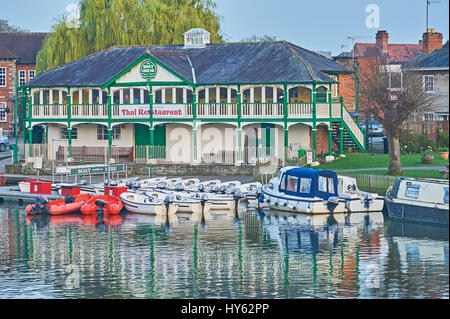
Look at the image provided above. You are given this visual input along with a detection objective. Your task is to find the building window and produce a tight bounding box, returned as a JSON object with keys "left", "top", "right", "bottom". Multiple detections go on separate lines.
{"left": 316, "top": 86, "right": 327, "bottom": 103}
{"left": 423, "top": 75, "right": 434, "bottom": 93}
{"left": 0, "top": 102, "right": 7, "bottom": 122}
{"left": 97, "top": 125, "right": 121, "bottom": 140}
{"left": 389, "top": 72, "right": 402, "bottom": 89}
{"left": 29, "top": 70, "right": 36, "bottom": 80}
{"left": 424, "top": 113, "right": 435, "bottom": 121}
{"left": 60, "top": 127, "right": 78, "bottom": 139}
{"left": 0, "top": 67, "right": 6, "bottom": 87}
{"left": 19, "top": 70, "right": 26, "bottom": 86}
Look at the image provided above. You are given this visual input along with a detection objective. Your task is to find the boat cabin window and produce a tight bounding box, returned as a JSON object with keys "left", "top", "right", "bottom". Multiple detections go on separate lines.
{"left": 299, "top": 178, "right": 312, "bottom": 193}
{"left": 318, "top": 175, "right": 334, "bottom": 193}
{"left": 280, "top": 174, "right": 286, "bottom": 191}
{"left": 444, "top": 187, "right": 449, "bottom": 204}
{"left": 286, "top": 176, "right": 299, "bottom": 192}
{"left": 405, "top": 183, "right": 420, "bottom": 199}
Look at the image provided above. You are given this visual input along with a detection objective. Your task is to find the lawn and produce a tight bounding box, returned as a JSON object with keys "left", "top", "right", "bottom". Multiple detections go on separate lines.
{"left": 341, "top": 169, "right": 447, "bottom": 179}
{"left": 317, "top": 152, "right": 449, "bottom": 170}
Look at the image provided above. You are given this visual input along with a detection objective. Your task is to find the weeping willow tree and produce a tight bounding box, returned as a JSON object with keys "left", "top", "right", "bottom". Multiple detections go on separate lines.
{"left": 36, "top": 0, "right": 222, "bottom": 73}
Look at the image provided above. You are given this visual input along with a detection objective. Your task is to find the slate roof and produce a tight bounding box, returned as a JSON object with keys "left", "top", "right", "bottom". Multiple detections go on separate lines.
{"left": 0, "top": 32, "right": 48, "bottom": 64}
{"left": 404, "top": 41, "right": 449, "bottom": 69}
{"left": 26, "top": 41, "right": 353, "bottom": 87}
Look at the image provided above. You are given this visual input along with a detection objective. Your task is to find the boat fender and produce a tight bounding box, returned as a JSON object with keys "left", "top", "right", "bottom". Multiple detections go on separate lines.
{"left": 274, "top": 201, "right": 279, "bottom": 206}
{"left": 258, "top": 194, "right": 265, "bottom": 203}
{"left": 283, "top": 202, "right": 288, "bottom": 207}
{"left": 266, "top": 198, "right": 271, "bottom": 204}
{"left": 290, "top": 205, "right": 297, "bottom": 211}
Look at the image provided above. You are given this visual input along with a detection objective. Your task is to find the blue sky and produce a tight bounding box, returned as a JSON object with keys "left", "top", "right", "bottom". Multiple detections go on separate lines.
{"left": 2, "top": 0, "right": 449, "bottom": 55}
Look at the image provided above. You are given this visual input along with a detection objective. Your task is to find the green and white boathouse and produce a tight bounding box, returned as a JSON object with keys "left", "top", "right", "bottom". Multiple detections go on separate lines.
{"left": 20, "top": 28, "right": 365, "bottom": 166}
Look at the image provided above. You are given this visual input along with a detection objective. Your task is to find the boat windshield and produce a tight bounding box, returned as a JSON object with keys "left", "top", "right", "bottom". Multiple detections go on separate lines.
{"left": 318, "top": 175, "right": 334, "bottom": 194}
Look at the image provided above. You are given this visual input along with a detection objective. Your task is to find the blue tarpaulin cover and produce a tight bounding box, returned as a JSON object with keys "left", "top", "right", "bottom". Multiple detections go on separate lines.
{"left": 280, "top": 167, "right": 338, "bottom": 199}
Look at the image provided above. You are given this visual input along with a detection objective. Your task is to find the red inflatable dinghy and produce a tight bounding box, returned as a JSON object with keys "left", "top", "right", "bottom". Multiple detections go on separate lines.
{"left": 26, "top": 194, "right": 93, "bottom": 215}
{"left": 80, "top": 195, "right": 123, "bottom": 215}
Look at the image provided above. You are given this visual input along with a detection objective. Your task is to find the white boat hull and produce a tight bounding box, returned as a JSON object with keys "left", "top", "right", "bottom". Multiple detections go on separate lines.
{"left": 120, "top": 193, "right": 178, "bottom": 216}
{"left": 345, "top": 197, "right": 385, "bottom": 212}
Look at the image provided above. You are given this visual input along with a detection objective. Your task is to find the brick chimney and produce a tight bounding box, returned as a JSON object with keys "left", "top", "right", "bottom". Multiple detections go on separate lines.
{"left": 422, "top": 28, "right": 443, "bottom": 54}
{"left": 376, "top": 30, "right": 389, "bottom": 52}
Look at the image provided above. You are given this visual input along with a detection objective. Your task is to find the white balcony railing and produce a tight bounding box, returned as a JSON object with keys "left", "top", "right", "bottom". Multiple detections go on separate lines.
{"left": 32, "top": 104, "right": 68, "bottom": 119}
{"left": 241, "top": 103, "right": 283, "bottom": 119}
{"left": 197, "top": 103, "right": 237, "bottom": 118}
{"left": 71, "top": 104, "right": 108, "bottom": 119}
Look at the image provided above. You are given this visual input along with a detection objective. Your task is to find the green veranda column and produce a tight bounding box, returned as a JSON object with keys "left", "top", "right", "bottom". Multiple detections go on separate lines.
{"left": 312, "top": 83, "right": 317, "bottom": 161}
{"left": 328, "top": 126, "right": 333, "bottom": 156}
{"left": 283, "top": 84, "right": 288, "bottom": 163}
{"left": 237, "top": 85, "right": 242, "bottom": 162}
{"left": 192, "top": 88, "right": 198, "bottom": 163}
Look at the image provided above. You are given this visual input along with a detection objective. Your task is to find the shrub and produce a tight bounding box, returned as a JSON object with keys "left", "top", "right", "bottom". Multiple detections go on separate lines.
{"left": 438, "top": 131, "right": 449, "bottom": 148}
{"left": 400, "top": 130, "right": 436, "bottom": 154}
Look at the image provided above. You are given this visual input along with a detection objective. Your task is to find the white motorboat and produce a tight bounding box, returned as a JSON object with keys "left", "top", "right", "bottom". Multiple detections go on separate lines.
{"left": 147, "top": 189, "right": 213, "bottom": 214}
{"left": 338, "top": 175, "right": 384, "bottom": 212}
{"left": 385, "top": 177, "right": 449, "bottom": 225}
{"left": 262, "top": 167, "right": 347, "bottom": 214}
{"left": 120, "top": 191, "right": 178, "bottom": 217}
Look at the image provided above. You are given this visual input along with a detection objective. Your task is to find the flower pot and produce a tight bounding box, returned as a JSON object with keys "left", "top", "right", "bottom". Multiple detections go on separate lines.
{"left": 421, "top": 155, "right": 434, "bottom": 164}
{"left": 439, "top": 152, "right": 449, "bottom": 160}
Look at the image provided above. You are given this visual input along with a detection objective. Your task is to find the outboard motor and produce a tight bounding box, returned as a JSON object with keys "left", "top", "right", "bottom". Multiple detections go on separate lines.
{"left": 362, "top": 194, "right": 373, "bottom": 210}
{"left": 174, "top": 182, "right": 184, "bottom": 192}
{"left": 31, "top": 195, "right": 49, "bottom": 215}
{"left": 210, "top": 185, "right": 220, "bottom": 193}
{"left": 157, "top": 181, "right": 167, "bottom": 189}
{"left": 326, "top": 196, "right": 340, "bottom": 214}
{"left": 64, "top": 195, "right": 75, "bottom": 204}
{"left": 233, "top": 191, "right": 244, "bottom": 219}
{"left": 197, "top": 184, "right": 205, "bottom": 192}
{"left": 95, "top": 199, "right": 107, "bottom": 215}
{"left": 143, "top": 192, "right": 155, "bottom": 202}
{"left": 219, "top": 185, "right": 227, "bottom": 194}
{"left": 200, "top": 194, "right": 208, "bottom": 224}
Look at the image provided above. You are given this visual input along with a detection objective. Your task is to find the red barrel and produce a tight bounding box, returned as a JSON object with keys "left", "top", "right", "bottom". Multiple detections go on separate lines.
{"left": 104, "top": 186, "right": 128, "bottom": 197}
{"left": 30, "top": 181, "right": 52, "bottom": 194}
{"left": 61, "top": 186, "right": 81, "bottom": 196}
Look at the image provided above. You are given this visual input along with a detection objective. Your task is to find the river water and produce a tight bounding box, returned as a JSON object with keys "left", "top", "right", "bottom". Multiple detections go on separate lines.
{"left": 0, "top": 203, "right": 448, "bottom": 299}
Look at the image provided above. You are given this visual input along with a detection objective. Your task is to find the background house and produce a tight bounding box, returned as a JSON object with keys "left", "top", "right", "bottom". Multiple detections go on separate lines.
{"left": 0, "top": 32, "right": 47, "bottom": 136}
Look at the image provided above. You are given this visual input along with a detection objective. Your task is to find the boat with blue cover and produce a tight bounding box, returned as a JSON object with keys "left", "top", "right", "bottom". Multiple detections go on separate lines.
{"left": 262, "top": 167, "right": 347, "bottom": 214}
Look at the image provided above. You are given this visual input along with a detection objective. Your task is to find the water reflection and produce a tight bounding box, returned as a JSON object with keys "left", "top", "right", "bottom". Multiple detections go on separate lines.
{"left": 0, "top": 204, "right": 448, "bottom": 299}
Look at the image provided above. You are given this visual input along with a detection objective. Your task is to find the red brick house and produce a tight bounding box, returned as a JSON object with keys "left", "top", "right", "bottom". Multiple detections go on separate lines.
{"left": 334, "top": 29, "right": 443, "bottom": 114}
{"left": 0, "top": 32, "right": 47, "bottom": 136}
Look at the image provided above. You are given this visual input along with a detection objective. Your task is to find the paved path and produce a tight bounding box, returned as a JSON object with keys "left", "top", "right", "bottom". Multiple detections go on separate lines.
{"left": 335, "top": 166, "right": 446, "bottom": 172}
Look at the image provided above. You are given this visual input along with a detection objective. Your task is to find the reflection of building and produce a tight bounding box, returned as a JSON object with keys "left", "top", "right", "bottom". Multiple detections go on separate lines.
{"left": 22, "top": 28, "right": 366, "bottom": 165}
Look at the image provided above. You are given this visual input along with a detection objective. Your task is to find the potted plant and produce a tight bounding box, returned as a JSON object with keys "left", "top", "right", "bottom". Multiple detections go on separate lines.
{"left": 421, "top": 147, "right": 434, "bottom": 164}
{"left": 438, "top": 146, "right": 449, "bottom": 160}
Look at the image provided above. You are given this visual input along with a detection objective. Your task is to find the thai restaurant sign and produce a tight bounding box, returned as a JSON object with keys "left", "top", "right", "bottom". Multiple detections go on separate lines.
{"left": 118, "top": 104, "right": 185, "bottom": 118}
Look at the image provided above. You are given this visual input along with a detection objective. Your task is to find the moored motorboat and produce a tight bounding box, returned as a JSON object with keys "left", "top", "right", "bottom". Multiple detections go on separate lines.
{"left": 26, "top": 194, "right": 93, "bottom": 215}
{"left": 338, "top": 175, "right": 384, "bottom": 212}
{"left": 146, "top": 189, "right": 212, "bottom": 214}
{"left": 262, "top": 167, "right": 346, "bottom": 214}
{"left": 120, "top": 191, "right": 178, "bottom": 216}
{"left": 81, "top": 195, "right": 123, "bottom": 215}
{"left": 385, "top": 177, "right": 449, "bottom": 225}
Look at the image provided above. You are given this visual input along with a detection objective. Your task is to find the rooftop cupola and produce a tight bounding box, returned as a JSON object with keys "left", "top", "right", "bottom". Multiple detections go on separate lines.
{"left": 184, "top": 28, "right": 210, "bottom": 48}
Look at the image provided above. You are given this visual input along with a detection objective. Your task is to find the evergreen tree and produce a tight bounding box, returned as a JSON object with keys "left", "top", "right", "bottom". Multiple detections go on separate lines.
{"left": 36, "top": 0, "right": 222, "bottom": 73}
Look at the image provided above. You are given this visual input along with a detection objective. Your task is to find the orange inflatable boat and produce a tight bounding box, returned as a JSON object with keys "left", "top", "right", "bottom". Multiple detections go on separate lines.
{"left": 80, "top": 195, "right": 123, "bottom": 215}
{"left": 26, "top": 194, "right": 93, "bottom": 215}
